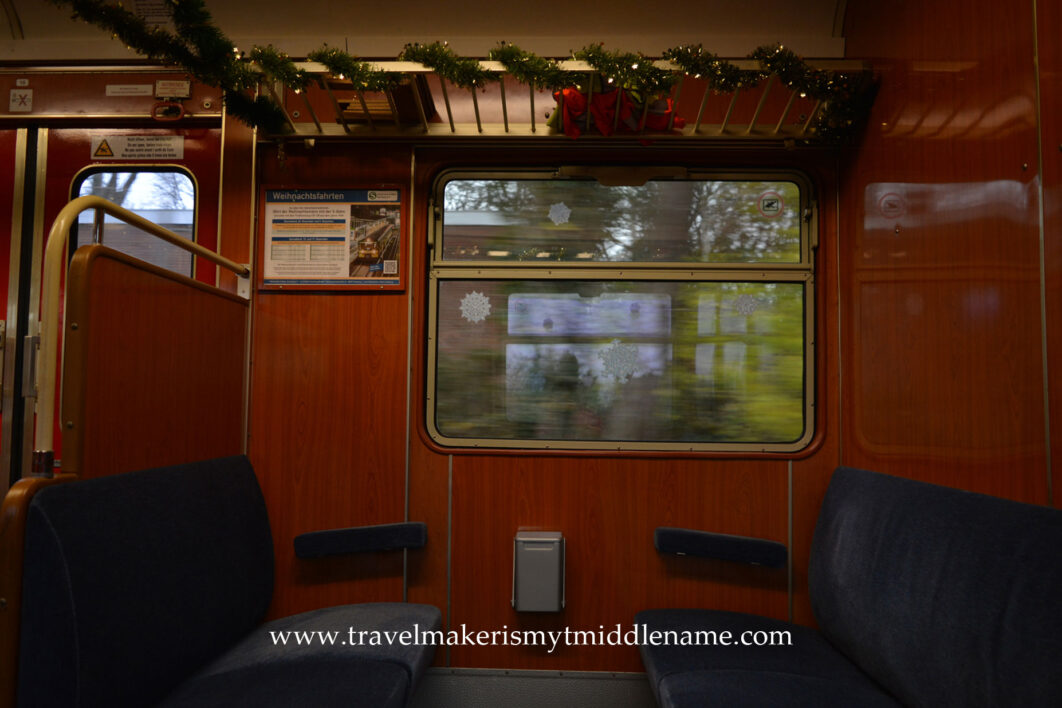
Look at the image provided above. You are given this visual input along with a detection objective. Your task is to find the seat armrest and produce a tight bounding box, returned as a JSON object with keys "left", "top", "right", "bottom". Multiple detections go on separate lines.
{"left": 654, "top": 526, "right": 787, "bottom": 568}
{"left": 294, "top": 522, "right": 427, "bottom": 559}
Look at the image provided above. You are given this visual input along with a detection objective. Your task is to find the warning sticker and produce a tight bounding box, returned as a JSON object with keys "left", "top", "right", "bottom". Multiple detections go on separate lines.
{"left": 93, "top": 140, "right": 115, "bottom": 158}
{"left": 90, "top": 135, "right": 184, "bottom": 160}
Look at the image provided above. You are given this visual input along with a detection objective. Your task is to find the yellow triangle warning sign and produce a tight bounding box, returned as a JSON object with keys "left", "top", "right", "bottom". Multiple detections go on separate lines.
{"left": 93, "top": 139, "right": 114, "bottom": 158}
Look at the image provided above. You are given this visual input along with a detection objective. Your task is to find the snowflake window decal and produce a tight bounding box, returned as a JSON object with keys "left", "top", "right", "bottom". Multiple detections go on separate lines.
{"left": 548, "top": 202, "right": 572, "bottom": 225}
{"left": 734, "top": 294, "right": 761, "bottom": 316}
{"left": 459, "top": 291, "right": 491, "bottom": 324}
{"left": 598, "top": 339, "right": 639, "bottom": 381}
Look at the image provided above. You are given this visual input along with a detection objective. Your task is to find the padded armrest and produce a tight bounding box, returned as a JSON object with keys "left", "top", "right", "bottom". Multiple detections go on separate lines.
{"left": 654, "top": 526, "right": 787, "bottom": 568}
{"left": 294, "top": 522, "right": 427, "bottom": 559}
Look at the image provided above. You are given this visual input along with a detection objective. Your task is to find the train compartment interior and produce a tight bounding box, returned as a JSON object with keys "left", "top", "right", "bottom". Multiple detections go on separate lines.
{"left": 2, "top": 0, "right": 1062, "bottom": 705}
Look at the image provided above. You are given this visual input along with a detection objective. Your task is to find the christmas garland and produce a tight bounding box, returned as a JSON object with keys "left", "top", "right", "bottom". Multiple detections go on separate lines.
{"left": 489, "top": 43, "right": 568, "bottom": 90}
{"left": 399, "top": 42, "right": 495, "bottom": 90}
{"left": 49, "top": 0, "right": 874, "bottom": 142}
{"left": 573, "top": 44, "right": 677, "bottom": 97}
{"left": 661, "top": 45, "right": 760, "bottom": 92}
{"left": 306, "top": 46, "right": 396, "bottom": 92}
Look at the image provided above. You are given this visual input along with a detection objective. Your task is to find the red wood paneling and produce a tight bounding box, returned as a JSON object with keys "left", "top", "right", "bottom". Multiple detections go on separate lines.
{"left": 62, "top": 247, "right": 246, "bottom": 478}
{"left": 217, "top": 114, "right": 255, "bottom": 293}
{"left": 841, "top": 0, "right": 1048, "bottom": 502}
{"left": 250, "top": 290, "right": 409, "bottom": 616}
{"left": 448, "top": 455, "right": 788, "bottom": 671}
{"left": 1038, "top": 0, "right": 1062, "bottom": 506}
{"left": 249, "top": 144, "right": 414, "bottom": 618}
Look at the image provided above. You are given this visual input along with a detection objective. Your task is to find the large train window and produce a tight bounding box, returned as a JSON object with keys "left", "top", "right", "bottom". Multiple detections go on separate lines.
{"left": 72, "top": 167, "right": 196, "bottom": 277}
{"left": 427, "top": 169, "right": 815, "bottom": 452}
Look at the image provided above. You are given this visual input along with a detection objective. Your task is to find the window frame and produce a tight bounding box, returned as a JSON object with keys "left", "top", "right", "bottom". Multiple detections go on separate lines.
{"left": 70, "top": 164, "right": 199, "bottom": 278}
{"left": 426, "top": 167, "right": 817, "bottom": 453}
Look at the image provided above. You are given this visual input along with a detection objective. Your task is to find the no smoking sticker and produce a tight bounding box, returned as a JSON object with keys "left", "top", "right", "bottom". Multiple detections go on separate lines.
{"left": 757, "top": 191, "right": 785, "bottom": 218}
{"left": 878, "top": 192, "right": 906, "bottom": 219}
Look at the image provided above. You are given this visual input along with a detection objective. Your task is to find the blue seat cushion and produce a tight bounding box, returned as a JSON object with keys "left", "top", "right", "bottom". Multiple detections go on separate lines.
{"left": 658, "top": 669, "right": 902, "bottom": 708}
{"left": 810, "top": 467, "right": 1062, "bottom": 707}
{"left": 160, "top": 603, "right": 442, "bottom": 707}
{"left": 636, "top": 609, "right": 900, "bottom": 708}
{"left": 18, "top": 456, "right": 274, "bottom": 707}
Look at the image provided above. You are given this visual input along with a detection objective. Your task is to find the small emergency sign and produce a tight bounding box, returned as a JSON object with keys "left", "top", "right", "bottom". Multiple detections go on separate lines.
{"left": 9, "top": 88, "right": 32, "bottom": 112}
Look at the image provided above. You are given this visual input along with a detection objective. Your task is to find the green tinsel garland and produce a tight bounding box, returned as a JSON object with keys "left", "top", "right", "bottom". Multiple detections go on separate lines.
{"left": 573, "top": 44, "right": 677, "bottom": 96}
{"left": 250, "top": 46, "right": 308, "bottom": 93}
{"left": 306, "top": 46, "right": 395, "bottom": 92}
{"left": 662, "top": 45, "right": 762, "bottom": 92}
{"left": 49, "top": 0, "right": 874, "bottom": 142}
{"left": 489, "top": 43, "right": 567, "bottom": 90}
{"left": 399, "top": 42, "right": 496, "bottom": 89}
{"left": 749, "top": 44, "right": 876, "bottom": 140}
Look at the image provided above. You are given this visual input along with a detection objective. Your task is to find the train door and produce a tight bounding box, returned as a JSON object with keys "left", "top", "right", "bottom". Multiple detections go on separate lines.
{"left": 0, "top": 123, "right": 223, "bottom": 486}
{"left": 1, "top": 127, "right": 28, "bottom": 496}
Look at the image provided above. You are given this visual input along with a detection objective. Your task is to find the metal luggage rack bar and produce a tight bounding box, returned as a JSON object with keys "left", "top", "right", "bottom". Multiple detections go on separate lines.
{"left": 272, "top": 58, "right": 870, "bottom": 143}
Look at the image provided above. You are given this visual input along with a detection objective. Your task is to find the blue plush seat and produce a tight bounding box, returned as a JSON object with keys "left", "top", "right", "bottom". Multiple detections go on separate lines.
{"left": 17, "top": 456, "right": 440, "bottom": 707}
{"left": 637, "top": 467, "right": 1062, "bottom": 707}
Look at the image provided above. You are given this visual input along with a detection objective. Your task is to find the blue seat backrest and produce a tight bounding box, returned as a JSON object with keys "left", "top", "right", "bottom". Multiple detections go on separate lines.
{"left": 809, "top": 467, "right": 1062, "bottom": 707}
{"left": 18, "top": 456, "right": 274, "bottom": 708}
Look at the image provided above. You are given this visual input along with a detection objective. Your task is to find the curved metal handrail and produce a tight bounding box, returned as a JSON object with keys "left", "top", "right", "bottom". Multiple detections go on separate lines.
{"left": 33, "top": 195, "right": 250, "bottom": 475}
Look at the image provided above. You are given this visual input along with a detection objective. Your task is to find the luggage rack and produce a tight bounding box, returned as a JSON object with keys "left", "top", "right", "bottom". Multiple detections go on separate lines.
{"left": 271, "top": 57, "right": 871, "bottom": 144}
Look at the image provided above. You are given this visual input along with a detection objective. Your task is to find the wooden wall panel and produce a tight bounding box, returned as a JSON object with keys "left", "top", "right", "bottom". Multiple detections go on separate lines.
{"left": 1038, "top": 0, "right": 1062, "bottom": 506}
{"left": 250, "top": 292, "right": 408, "bottom": 616}
{"left": 791, "top": 167, "right": 841, "bottom": 627}
{"left": 217, "top": 114, "right": 255, "bottom": 294}
{"left": 405, "top": 435, "right": 450, "bottom": 614}
{"left": 840, "top": 0, "right": 1049, "bottom": 503}
{"left": 249, "top": 144, "right": 414, "bottom": 618}
{"left": 62, "top": 247, "right": 246, "bottom": 478}
{"left": 448, "top": 455, "right": 788, "bottom": 672}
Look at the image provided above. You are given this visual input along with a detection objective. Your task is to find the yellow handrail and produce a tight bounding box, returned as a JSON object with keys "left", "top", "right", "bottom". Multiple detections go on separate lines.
{"left": 33, "top": 196, "right": 250, "bottom": 476}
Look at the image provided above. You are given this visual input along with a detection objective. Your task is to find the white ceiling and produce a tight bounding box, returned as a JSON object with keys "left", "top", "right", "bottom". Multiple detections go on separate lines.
{"left": 1, "top": 0, "right": 845, "bottom": 62}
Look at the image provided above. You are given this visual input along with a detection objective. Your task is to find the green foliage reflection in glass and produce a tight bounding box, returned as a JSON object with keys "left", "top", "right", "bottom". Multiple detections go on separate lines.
{"left": 436, "top": 280, "right": 805, "bottom": 444}
{"left": 441, "top": 179, "right": 801, "bottom": 263}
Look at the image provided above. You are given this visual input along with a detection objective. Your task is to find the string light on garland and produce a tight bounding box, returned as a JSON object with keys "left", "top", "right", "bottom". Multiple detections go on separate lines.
{"left": 661, "top": 45, "right": 762, "bottom": 92}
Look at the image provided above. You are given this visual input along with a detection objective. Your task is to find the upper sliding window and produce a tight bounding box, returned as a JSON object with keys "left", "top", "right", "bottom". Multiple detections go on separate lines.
{"left": 72, "top": 167, "right": 197, "bottom": 277}
{"left": 427, "top": 169, "right": 816, "bottom": 453}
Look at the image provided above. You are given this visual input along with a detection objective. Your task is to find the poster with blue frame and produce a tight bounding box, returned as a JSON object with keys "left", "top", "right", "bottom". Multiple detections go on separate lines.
{"left": 259, "top": 187, "right": 403, "bottom": 290}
